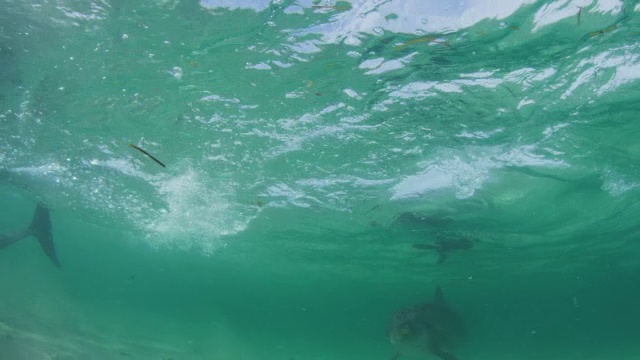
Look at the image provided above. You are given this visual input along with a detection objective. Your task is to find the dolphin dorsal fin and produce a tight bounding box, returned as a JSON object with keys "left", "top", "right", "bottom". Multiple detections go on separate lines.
{"left": 434, "top": 286, "right": 445, "bottom": 304}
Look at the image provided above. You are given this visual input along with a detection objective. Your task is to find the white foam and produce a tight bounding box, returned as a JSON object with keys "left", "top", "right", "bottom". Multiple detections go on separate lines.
{"left": 602, "top": 171, "right": 639, "bottom": 196}
{"left": 343, "top": 88, "right": 360, "bottom": 99}
{"left": 533, "top": 0, "right": 593, "bottom": 32}
{"left": 391, "top": 146, "right": 566, "bottom": 200}
{"left": 200, "top": 94, "right": 241, "bottom": 103}
{"left": 389, "top": 76, "right": 501, "bottom": 99}
{"left": 86, "top": 158, "right": 152, "bottom": 181}
{"left": 199, "top": 0, "right": 270, "bottom": 11}
{"left": 291, "top": 0, "right": 536, "bottom": 46}
{"left": 145, "top": 169, "right": 250, "bottom": 255}
{"left": 266, "top": 183, "right": 318, "bottom": 208}
{"left": 245, "top": 62, "right": 272, "bottom": 70}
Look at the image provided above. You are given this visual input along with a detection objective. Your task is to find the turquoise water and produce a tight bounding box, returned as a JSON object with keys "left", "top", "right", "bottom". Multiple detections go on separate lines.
{"left": 1, "top": 0, "right": 640, "bottom": 359}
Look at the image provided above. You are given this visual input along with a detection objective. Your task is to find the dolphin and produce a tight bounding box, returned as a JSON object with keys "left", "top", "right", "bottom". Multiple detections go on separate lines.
{"left": 413, "top": 234, "right": 476, "bottom": 264}
{"left": 388, "top": 286, "right": 465, "bottom": 360}
{"left": 0, "top": 202, "right": 60, "bottom": 267}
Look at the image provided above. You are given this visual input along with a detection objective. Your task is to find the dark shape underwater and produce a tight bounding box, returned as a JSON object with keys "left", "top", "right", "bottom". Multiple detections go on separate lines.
{"left": 413, "top": 234, "right": 475, "bottom": 264}
{"left": 388, "top": 286, "right": 466, "bottom": 360}
{"left": 396, "top": 212, "right": 454, "bottom": 228}
{"left": 0, "top": 202, "right": 60, "bottom": 267}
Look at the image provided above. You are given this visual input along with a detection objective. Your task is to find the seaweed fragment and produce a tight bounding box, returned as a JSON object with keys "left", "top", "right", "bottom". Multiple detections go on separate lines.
{"left": 129, "top": 144, "right": 166, "bottom": 168}
{"left": 577, "top": 6, "right": 582, "bottom": 26}
{"left": 589, "top": 24, "right": 617, "bottom": 37}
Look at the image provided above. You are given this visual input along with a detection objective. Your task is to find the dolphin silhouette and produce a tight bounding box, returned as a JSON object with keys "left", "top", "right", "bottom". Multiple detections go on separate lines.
{"left": 388, "top": 286, "right": 465, "bottom": 360}
{"left": 0, "top": 202, "right": 60, "bottom": 267}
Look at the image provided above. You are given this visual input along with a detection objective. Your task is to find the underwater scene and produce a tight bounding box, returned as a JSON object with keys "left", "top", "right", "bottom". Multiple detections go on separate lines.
{"left": 1, "top": 0, "right": 640, "bottom": 359}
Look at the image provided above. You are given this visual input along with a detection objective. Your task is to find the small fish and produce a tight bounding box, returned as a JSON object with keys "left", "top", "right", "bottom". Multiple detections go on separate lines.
{"left": 129, "top": 144, "right": 166, "bottom": 168}
{"left": 413, "top": 234, "right": 475, "bottom": 264}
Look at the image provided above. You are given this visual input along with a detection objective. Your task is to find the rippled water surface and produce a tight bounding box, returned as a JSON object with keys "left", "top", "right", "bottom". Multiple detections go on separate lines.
{"left": 1, "top": 1, "right": 639, "bottom": 359}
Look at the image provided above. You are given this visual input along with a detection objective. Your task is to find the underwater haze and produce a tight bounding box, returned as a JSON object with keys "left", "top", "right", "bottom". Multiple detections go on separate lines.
{"left": 1, "top": 0, "right": 640, "bottom": 359}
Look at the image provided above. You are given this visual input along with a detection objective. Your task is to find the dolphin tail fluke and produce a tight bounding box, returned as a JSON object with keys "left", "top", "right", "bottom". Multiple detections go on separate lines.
{"left": 29, "top": 203, "right": 61, "bottom": 268}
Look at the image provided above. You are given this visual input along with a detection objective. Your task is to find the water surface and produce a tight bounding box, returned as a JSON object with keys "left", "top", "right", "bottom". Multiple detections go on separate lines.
{"left": 1, "top": 1, "right": 639, "bottom": 359}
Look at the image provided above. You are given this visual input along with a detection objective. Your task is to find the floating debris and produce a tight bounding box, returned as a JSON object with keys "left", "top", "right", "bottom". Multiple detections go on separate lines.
{"left": 577, "top": 6, "right": 585, "bottom": 25}
{"left": 129, "top": 144, "right": 166, "bottom": 168}
{"left": 589, "top": 24, "right": 617, "bottom": 37}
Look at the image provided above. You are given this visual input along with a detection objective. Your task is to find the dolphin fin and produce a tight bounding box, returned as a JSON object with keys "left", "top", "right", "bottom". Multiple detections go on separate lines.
{"left": 29, "top": 203, "right": 61, "bottom": 268}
